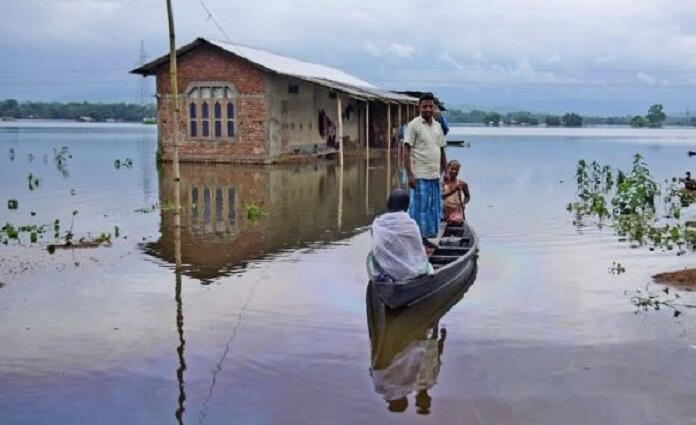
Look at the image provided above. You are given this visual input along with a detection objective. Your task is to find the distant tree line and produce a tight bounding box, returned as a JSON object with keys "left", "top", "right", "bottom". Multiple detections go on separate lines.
{"left": 629, "top": 104, "right": 666, "bottom": 128}
{"left": 444, "top": 103, "right": 692, "bottom": 128}
{"left": 444, "top": 108, "right": 584, "bottom": 127}
{"left": 0, "top": 99, "right": 156, "bottom": 122}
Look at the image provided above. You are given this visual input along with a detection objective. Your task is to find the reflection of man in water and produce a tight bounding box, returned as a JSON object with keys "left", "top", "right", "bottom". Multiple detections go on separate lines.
{"left": 414, "top": 325, "right": 446, "bottom": 415}
{"left": 370, "top": 324, "right": 446, "bottom": 414}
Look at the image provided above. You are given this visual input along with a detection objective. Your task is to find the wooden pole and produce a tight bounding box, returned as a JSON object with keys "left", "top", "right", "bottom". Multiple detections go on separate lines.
{"left": 397, "top": 103, "right": 402, "bottom": 175}
{"left": 365, "top": 101, "right": 370, "bottom": 162}
{"left": 386, "top": 103, "right": 391, "bottom": 155}
{"left": 386, "top": 102, "right": 391, "bottom": 196}
{"left": 337, "top": 163, "right": 343, "bottom": 230}
{"left": 166, "top": 0, "right": 182, "bottom": 236}
{"left": 336, "top": 94, "right": 343, "bottom": 167}
{"left": 365, "top": 101, "right": 370, "bottom": 215}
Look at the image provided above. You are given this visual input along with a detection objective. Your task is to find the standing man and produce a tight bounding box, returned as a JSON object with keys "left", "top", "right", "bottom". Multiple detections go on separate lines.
{"left": 404, "top": 93, "right": 447, "bottom": 243}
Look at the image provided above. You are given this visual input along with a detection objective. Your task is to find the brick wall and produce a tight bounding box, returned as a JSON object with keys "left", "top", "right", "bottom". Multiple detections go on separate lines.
{"left": 155, "top": 43, "right": 270, "bottom": 163}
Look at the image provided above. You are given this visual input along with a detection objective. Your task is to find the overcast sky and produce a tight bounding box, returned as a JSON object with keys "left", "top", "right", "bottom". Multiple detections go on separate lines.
{"left": 2, "top": 0, "right": 696, "bottom": 115}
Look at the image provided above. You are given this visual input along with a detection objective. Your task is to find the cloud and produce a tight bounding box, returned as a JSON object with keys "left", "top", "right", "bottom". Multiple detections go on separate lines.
{"left": 438, "top": 52, "right": 464, "bottom": 71}
{"left": 636, "top": 72, "right": 657, "bottom": 84}
{"left": 2, "top": 0, "right": 696, "bottom": 113}
{"left": 363, "top": 41, "right": 415, "bottom": 59}
{"left": 386, "top": 42, "right": 415, "bottom": 59}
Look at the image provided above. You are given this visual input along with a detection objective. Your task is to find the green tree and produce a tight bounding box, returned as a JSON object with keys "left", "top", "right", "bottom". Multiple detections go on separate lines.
{"left": 562, "top": 113, "right": 583, "bottom": 127}
{"left": 483, "top": 112, "right": 501, "bottom": 126}
{"left": 646, "top": 104, "right": 666, "bottom": 127}
{"left": 630, "top": 115, "right": 647, "bottom": 128}
{"left": 545, "top": 115, "right": 562, "bottom": 126}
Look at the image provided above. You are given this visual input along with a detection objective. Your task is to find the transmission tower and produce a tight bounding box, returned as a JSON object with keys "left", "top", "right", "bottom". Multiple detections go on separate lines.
{"left": 135, "top": 40, "right": 149, "bottom": 105}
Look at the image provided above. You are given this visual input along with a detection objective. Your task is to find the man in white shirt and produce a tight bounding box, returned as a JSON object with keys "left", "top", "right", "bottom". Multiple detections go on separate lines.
{"left": 403, "top": 93, "right": 447, "bottom": 241}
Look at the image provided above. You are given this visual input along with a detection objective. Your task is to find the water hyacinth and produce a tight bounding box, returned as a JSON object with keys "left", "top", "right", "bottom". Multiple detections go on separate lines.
{"left": 568, "top": 153, "right": 696, "bottom": 253}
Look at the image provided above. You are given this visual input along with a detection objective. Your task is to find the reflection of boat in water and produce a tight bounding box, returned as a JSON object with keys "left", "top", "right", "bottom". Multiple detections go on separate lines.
{"left": 369, "top": 221, "right": 478, "bottom": 309}
{"left": 366, "top": 264, "right": 477, "bottom": 414}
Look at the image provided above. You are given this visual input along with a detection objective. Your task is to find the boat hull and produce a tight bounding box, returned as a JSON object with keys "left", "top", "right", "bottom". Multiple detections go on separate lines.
{"left": 370, "top": 222, "right": 479, "bottom": 309}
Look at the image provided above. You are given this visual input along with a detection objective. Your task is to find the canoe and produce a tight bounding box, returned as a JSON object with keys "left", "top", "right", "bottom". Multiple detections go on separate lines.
{"left": 367, "top": 221, "right": 479, "bottom": 309}
{"left": 446, "top": 140, "right": 470, "bottom": 147}
{"left": 366, "top": 263, "right": 477, "bottom": 370}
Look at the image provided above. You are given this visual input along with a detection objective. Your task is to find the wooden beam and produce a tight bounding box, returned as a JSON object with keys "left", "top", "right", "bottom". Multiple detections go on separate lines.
{"left": 386, "top": 103, "right": 391, "bottom": 156}
{"left": 386, "top": 102, "right": 391, "bottom": 196}
{"left": 366, "top": 101, "right": 370, "bottom": 162}
{"left": 336, "top": 94, "right": 344, "bottom": 167}
{"left": 397, "top": 104, "right": 402, "bottom": 172}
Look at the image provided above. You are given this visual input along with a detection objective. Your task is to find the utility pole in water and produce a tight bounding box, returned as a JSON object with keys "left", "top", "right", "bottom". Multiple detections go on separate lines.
{"left": 165, "top": 2, "right": 185, "bottom": 424}
{"left": 165, "top": 0, "right": 182, "bottom": 234}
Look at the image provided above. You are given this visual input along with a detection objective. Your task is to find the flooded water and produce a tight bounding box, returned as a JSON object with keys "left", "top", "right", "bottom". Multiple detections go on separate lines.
{"left": 1, "top": 121, "right": 696, "bottom": 424}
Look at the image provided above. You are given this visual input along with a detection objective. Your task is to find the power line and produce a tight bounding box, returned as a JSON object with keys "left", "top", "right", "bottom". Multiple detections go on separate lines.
{"left": 135, "top": 39, "right": 149, "bottom": 105}
{"left": 195, "top": 0, "right": 233, "bottom": 43}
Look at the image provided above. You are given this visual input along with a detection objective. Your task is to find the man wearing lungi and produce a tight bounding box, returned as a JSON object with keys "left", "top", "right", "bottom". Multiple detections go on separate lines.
{"left": 403, "top": 92, "right": 447, "bottom": 243}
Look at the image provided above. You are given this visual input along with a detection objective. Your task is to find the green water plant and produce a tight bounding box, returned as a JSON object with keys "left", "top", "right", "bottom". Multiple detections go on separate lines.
{"left": 27, "top": 173, "right": 40, "bottom": 191}
{"left": 7, "top": 199, "right": 18, "bottom": 210}
{"left": 246, "top": 203, "right": 265, "bottom": 222}
{"left": 135, "top": 201, "right": 178, "bottom": 214}
{"left": 568, "top": 154, "right": 696, "bottom": 254}
{"left": 626, "top": 284, "right": 696, "bottom": 317}
{"left": 113, "top": 158, "right": 133, "bottom": 169}
{"left": 53, "top": 146, "right": 72, "bottom": 177}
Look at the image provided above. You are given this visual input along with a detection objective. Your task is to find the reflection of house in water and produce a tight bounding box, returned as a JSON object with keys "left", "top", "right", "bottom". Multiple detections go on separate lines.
{"left": 144, "top": 160, "right": 399, "bottom": 282}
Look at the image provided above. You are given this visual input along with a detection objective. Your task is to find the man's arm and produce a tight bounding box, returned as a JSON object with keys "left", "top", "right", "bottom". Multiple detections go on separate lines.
{"left": 461, "top": 181, "right": 471, "bottom": 204}
{"left": 440, "top": 115, "right": 450, "bottom": 136}
{"left": 404, "top": 123, "right": 416, "bottom": 188}
{"left": 440, "top": 147, "right": 447, "bottom": 176}
{"left": 404, "top": 144, "right": 415, "bottom": 188}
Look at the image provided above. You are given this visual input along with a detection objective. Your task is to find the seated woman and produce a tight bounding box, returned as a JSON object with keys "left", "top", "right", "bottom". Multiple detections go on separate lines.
{"left": 368, "top": 189, "right": 433, "bottom": 282}
{"left": 441, "top": 160, "right": 470, "bottom": 225}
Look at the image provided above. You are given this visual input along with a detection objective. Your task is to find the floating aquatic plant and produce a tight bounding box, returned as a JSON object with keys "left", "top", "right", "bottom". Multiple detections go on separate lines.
{"left": 27, "top": 173, "right": 40, "bottom": 191}
{"left": 53, "top": 146, "right": 72, "bottom": 177}
{"left": 246, "top": 203, "right": 265, "bottom": 221}
{"left": 7, "top": 199, "right": 18, "bottom": 210}
{"left": 568, "top": 154, "right": 696, "bottom": 254}
{"left": 609, "top": 262, "right": 626, "bottom": 275}
{"left": 626, "top": 284, "right": 696, "bottom": 317}
{"left": 135, "top": 201, "right": 177, "bottom": 214}
{"left": 113, "top": 158, "right": 133, "bottom": 169}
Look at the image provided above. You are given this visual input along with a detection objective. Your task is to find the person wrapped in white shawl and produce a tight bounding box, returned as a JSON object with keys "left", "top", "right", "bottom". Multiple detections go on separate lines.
{"left": 368, "top": 189, "right": 434, "bottom": 282}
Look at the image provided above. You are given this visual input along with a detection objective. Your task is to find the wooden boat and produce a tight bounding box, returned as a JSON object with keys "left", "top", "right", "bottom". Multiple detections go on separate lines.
{"left": 367, "top": 221, "right": 479, "bottom": 309}
{"left": 446, "top": 139, "right": 470, "bottom": 147}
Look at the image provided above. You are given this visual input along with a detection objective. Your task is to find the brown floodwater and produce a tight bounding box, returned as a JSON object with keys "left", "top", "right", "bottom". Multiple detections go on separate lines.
{"left": 1, "top": 122, "right": 696, "bottom": 424}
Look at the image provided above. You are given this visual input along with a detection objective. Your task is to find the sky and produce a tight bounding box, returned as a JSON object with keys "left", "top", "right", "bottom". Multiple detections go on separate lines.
{"left": 1, "top": 0, "right": 696, "bottom": 115}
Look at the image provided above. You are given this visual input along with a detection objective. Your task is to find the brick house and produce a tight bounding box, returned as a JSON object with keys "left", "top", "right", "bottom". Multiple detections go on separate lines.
{"left": 131, "top": 37, "right": 420, "bottom": 164}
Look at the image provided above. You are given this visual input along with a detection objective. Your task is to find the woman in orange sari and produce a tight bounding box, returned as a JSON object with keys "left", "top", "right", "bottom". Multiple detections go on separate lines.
{"left": 441, "top": 160, "right": 470, "bottom": 225}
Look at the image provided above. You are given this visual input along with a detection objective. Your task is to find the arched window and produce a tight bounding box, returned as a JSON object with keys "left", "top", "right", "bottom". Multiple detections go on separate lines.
{"left": 227, "top": 102, "right": 235, "bottom": 137}
{"left": 201, "top": 102, "right": 210, "bottom": 138}
{"left": 186, "top": 83, "right": 236, "bottom": 142}
{"left": 214, "top": 102, "right": 222, "bottom": 138}
{"left": 189, "top": 103, "right": 197, "bottom": 137}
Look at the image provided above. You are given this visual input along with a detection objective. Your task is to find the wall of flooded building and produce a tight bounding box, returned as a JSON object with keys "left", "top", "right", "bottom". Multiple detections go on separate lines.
{"left": 266, "top": 75, "right": 362, "bottom": 158}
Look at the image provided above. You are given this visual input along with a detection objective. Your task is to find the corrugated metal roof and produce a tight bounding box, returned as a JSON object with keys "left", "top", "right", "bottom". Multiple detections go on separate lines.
{"left": 131, "top": 38, "right": 417, "bottom": 104}
{"left": 205, "top": 39, "right": 373, "bottom": 88}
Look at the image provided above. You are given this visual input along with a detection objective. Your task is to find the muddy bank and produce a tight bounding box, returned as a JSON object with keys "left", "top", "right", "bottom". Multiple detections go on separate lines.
{"left": 653, "top": 268, "right": 696, "bottom": 290}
